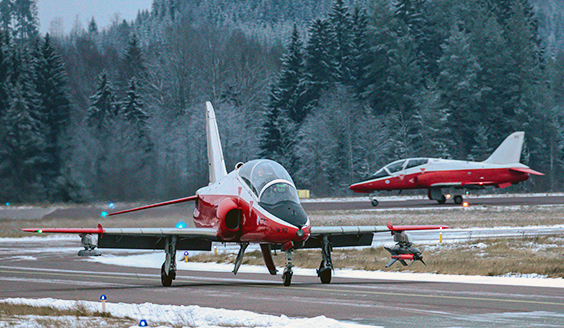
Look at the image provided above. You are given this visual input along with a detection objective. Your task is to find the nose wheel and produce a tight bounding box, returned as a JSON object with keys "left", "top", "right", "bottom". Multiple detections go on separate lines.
{"left": 282, "top": 249, "right": 293, "bottom": 286}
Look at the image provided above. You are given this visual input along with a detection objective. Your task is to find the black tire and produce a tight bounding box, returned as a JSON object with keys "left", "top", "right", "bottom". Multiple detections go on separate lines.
{"left": 161, "top": 264, "right": 173, "bottom": 287}
{"left": 453, "top": 195, "right": 463, "bottom": 204}
{"left": 319, "top": 268, "right": 332, "bottom": 284}
{"left": 371, "top": 199, "right": 379, "bottom": 207}
{"left": 282, "top": 271, "right": 292, "bottom": 286}
{"left": 437, "top": 195, "right": 446, "bottom": 204}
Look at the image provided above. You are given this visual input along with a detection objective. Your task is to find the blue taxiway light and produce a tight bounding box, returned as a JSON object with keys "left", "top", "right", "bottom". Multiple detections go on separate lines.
{"left": 108, "top": 202, "right": 115, "bottom": 209}
{"left": 100, "top": 294, "right": 107, "bottom": 301}
{"left": 139, "top": 319, "right": 148, "bottom": 326}
{"left": 101, "top": 211, "right": 108, "bottom": 218}
{"left": 176, "top": 221, "right": 187, "bottom": 229}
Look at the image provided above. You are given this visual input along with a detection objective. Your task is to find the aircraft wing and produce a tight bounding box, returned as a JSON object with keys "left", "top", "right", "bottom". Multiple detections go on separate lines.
{"left": 22, "top": 224, "right": 219, "bottom": 250}
{"left": 304, "top": 223, "right": 448, "bottom": 248}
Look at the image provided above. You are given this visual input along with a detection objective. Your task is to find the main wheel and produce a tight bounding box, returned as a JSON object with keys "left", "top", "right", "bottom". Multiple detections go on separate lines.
{"left": 437, "top": 195, "right": 446, "bottom": 204}
{"left": 371, "top": 199, "right": 379, "bottom": 207}
{"left": 453, "top": 195, "right": 463, "bottom": 204}
{"left": 319, "top": 268, "right": 332, "bottom": 284}
{"left": 282, "top": 271, "right": 292, "bottom": 286}
{"left": 161, "top": 264, "right": 173, "bottom": 287}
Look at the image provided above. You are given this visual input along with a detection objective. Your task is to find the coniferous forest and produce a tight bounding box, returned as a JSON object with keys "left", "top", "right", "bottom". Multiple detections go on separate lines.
{"left": 0, "top": 0, "right": 563, "bottom": 202}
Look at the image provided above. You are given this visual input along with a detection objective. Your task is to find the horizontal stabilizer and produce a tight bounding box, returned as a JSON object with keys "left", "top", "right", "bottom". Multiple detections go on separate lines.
{"left": 484, "top": 131, "right": 524, "bottom": 164}
{"left": 509, "top": 167, "right": 544, "bottom": 176}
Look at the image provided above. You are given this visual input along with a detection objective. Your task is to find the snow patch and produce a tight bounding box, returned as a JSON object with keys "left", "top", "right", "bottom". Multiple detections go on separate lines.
{"left": 0, "top": 298, "right": 378, "bottom": 328}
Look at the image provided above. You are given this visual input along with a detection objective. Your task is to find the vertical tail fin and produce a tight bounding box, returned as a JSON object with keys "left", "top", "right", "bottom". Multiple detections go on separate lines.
{"left": 206, "top": 102, "right": 227, "bottom": 184}
{"left": 483, "top": 131, "right": 525, "bottom": 164}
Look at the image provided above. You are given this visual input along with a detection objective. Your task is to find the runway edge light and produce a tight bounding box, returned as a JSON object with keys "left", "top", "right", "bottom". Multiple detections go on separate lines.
{"left": 100, "top": 294, "right": 107, "bottom": 312}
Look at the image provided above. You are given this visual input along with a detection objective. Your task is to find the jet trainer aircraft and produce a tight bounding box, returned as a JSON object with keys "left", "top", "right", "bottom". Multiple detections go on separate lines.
{"left": 23, "top": 102, "right": 448, "bottom": 287}
{"left": 350, "top": 132, "right": 543, "bottom": 206}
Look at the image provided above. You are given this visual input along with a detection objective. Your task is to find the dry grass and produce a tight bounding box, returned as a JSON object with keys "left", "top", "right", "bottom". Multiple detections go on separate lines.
{"left": 190, "top": 235, "right": 564, "bottom": 278}
{"left": 0, "top": 301, "right": 138, "bottom": 327}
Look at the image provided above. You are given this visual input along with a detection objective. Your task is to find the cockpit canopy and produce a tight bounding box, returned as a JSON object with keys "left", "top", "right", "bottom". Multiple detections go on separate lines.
{"left": 237, "top": 159, "right": 300, "bottom": 204}
{"left": 365, "top": 158, "right": 429, "bottom": 180}
{"left": 237, "top": 159, "right": 307, "bottom": 228}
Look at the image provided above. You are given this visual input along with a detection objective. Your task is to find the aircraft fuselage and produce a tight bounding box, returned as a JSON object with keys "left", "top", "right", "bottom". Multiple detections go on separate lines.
{"left": 350, "top": 158, "right": 533, "bottom": 193}
{"left": 194, "top": 161, "right": 311, "bottom": 245}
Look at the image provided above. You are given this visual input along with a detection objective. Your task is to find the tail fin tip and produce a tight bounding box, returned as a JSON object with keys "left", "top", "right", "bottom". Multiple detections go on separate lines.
{"left": 206, "top": 102, "right": 227, "bottom": 184}
{"left": 484, "top": 131, "right": 525, "bottom": 164}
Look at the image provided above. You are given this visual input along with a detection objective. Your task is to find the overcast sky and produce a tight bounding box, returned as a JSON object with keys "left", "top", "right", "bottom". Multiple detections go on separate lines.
{"left": 37, "top": 0, "right": 154, "bottom": 35}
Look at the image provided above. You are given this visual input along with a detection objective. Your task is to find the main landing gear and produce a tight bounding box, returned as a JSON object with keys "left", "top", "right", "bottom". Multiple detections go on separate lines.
{"left": 316, "top": 235, "right": 333, "bottom": 284}
{"left": 161, "top": 236, "right": 177, "bottom": 287}
{"left": 428, "top": 188, "right": 464, "bottom": 205}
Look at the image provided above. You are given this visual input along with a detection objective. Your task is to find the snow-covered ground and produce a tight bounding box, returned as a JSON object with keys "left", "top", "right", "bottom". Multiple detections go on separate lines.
{"left": 0, "top": 298, "right": 378, "bottom": 328}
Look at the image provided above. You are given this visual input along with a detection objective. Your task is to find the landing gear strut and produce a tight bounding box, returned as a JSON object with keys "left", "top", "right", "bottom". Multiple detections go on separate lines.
{"left": 317, "top": 235, "right": 333, "bottom": 284}
{"left": 78, "top": 233, "right": 101, "bottom": 256}
{"left": 161, "top": 236, "right": 177, "bottom": 287}
{"left": 232, "top": 242, "right": 249, "bottom": 274}
{"left": 282, "top": 249, "right": 293, "bottom": 286}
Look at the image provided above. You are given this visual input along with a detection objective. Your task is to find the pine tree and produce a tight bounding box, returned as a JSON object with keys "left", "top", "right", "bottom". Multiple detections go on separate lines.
{"left": 0, "top": 80, "right": 48, "bottom": 201}
{"left": 122, "top": 77, "right": 148, "bottom": 127}
{"left": 119, "top": 33, "right": 146, "bottom": 90}
{"left": 363, "top": 0, "right": 399, "bottom": 115}
{"left": 122, "top": 77, "right": 152, "bottom": 152}
{"left": 32, "top": 34, "right": 73, "bottom": 199}
{"left": 349, "top": 5, "right": 370, "bottom": 96}
{"left": 304, "top": 18, "right": 332, "bottom": 104}
{"left": 0, "top": 31, "right": 10, "bottom": 117}
{"left": 328, "top": 0, "right": 352, "bottom": 83}
{"left": 436, "top": 28, "right": 481, "bottom": 159}
{"left": 9, "top": 0, "right": 39, "bottom": 40}
{"left": 87, "top": 70, "right": 119, "bottom": 130}
{"left": 88, "top": 17, "right": 98, "bottom": 35}
{"left": 269, "top": 24, "right": 308, "bottom": 124}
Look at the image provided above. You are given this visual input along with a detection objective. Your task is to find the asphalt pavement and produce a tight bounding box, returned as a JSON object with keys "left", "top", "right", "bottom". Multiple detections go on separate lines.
{"left": 1, "top": 236, "right": 563, "bottom": 327}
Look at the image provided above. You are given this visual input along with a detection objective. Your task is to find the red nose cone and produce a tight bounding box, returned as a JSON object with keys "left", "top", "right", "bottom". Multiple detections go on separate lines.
{"left": 349, "top": 182, "right": 369, "bottom": 193}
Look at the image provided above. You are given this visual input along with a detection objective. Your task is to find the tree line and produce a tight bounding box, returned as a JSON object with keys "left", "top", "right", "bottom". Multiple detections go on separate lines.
{"left": 0, "top": 0, "right": 562, "bottom": 203}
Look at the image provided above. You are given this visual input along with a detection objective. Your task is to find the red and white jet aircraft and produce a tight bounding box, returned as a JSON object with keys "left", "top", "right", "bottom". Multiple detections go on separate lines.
{"left": 350, "top": 132, "right": 543, "bottom": 206}
{"left": 23, "top": 102, "right": 448, "bottom": 287}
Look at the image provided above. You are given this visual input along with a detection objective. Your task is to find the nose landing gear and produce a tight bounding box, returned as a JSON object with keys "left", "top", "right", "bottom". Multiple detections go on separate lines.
{"left": 282, "top": 249, "right": 293, "bottom": 286}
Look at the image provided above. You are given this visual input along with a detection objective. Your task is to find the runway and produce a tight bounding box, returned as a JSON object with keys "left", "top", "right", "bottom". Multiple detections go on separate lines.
{"left": 1, "top": 237, "right": 563, "bottom": 327}
{"left": 302, "top": 194, "right": 564, "bottom": 211}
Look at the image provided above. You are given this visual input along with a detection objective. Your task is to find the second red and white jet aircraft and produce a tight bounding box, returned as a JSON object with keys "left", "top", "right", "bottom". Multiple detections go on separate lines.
{"left": 350, "top": 132, "right": 543, "bottom": 206}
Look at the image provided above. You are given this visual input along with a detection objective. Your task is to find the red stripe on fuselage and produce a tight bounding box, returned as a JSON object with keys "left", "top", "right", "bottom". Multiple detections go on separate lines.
{"left": 193, "top": 194, "right": 310, "bottom": 244}
{"left": 350, "top": 168, "right": 530, "bottom": 192}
